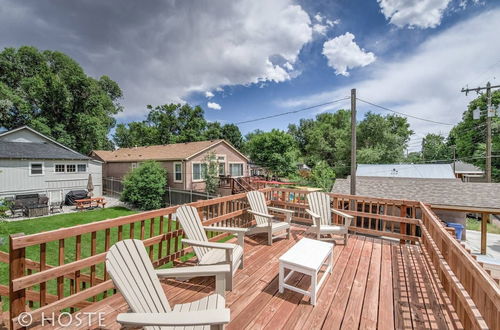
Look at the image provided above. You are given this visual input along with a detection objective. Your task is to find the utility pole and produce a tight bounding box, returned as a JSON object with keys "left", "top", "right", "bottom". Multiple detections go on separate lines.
{"left": 461, "top": 81, "right": 500, "bottom": 183}
{"left": 350, "top": 88, "right": 356, "bottom": 195}
{"left": 451, "top": 145, "right": 456, "bottom": 175}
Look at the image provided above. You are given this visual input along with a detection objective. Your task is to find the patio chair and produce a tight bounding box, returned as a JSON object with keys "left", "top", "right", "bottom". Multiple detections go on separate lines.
{"left": 106, "top": 239, "right": 231, "bottom": 329}
{"left": 305, "top": 191, "right": 354, "bottom": 245}
{"left": 246, "top": 190, "right": 295, "bottom": 245}
{"left": 176, "top": 205, "right": 247, "bottom": 291}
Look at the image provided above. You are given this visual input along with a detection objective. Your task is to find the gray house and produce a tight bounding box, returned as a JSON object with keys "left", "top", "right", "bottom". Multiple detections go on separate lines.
{"left": 0, "top": 126, "right": 103, "bottom": 200}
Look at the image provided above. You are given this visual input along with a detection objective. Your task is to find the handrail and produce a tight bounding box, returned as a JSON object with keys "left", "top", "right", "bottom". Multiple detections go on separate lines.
{"left": 7, "top": 188, "right": 272, "bottom": 329}
{"left": 420, "top": 202, "right": 499, "bottom": 329}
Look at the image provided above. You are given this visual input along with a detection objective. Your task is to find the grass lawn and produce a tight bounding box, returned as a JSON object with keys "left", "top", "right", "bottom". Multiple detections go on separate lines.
{"left": 466, "top": 218, "right": 500, "bottom": 234}
{"left": 0, "top": 206, "right": 231, "bottom": 311}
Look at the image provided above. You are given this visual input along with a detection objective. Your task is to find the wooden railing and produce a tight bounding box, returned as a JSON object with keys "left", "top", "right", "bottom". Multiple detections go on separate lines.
{"left": 6, "top": 189, "right": 271, "bottom": 329}
{"left": 269, "top": 188, "right": 421, "bottom": 243}
{"left": 4, "top": 187, "right": 499, "bottom": 330}
{"left": 420, "top": 203, "right": 498, "bottom": 330}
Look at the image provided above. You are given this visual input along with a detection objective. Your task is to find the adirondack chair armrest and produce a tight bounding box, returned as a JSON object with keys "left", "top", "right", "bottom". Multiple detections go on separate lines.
{"left": 268, "top": 206, "right": 294, "bottom": 223}
{"left": 156, "top": 265, "right": 230, "bottom": 296}
{"left": 182, "top": 239, "right": 235, "bottom": 250}
{"left": 203, "top": 226, "right": 248, "bottom": 234}
{"left": 247, "top": 209, "right": 274, "bottom": 218}
{"left": 116, "top": 309, "right": 231, "bottom": 326}
{"left": 268, "top": 206, "right": 295, "bottom": 215}
{"left": 203, "top": 226, "right": 247, "bottom": 248}
{"left": 331, "top": 208, "right": 353, "bottom": 227}
{"left": 156, "top": 264, "right": 230, "bottom": 278}
{"left": 305, "top": 209, "right": 322, "bottom": 227}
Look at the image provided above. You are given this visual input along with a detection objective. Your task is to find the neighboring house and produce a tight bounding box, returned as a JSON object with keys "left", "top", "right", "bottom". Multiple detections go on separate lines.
{"left": 0, "top": 126, "right": 103, "bottom": 200}
{"left": 357, "top": 163, "right": 455, "bottom": 179}
{"left": 453, "top": 160, "right": 485, "bottom": 182}
{"left": 91, "top": 139, "right": 249, "bottom": 191}
{"left": 332, "top": 176, "right": 500, "bottom": 239}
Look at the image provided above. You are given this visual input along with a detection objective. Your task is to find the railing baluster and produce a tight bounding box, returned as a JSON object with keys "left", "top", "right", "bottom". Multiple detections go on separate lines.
{"left": 75, "top": 235, "right": 81, "bottom": 294}
{"left": 149, "top": 218, "right": 155, "bottom": 259}
{"left": 90, "top": 231, "right": 96, "bottom": 302}
{"left": 39, "top": 243, "right": 46, "bottom": 306}
{"left": 158, "top": 216, "right": 164, "bottom": 260}
{"left": 57, "top": 239, "right": 65, "bottom": 300}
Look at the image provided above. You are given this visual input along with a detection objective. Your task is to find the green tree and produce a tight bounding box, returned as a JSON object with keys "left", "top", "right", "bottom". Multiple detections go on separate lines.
{"left": 421, "top": 133, "right": 450, "bottom": 161}
{"left": 288, "top": 111, "right": 413, "bottom": 178}
{"left": 205, "top": 122, "right": 223, "bottom": 140}
{"left": 221, "top": 124, "right": 244, "bottom": 150}
{"left": 203, "top": 152, "right": 219, "bottom": 195}
{"left": 448, "top": 90, "right": 500, "bottom": 181}
{"left": 121, "top": 161, "right": 167, "bottom": 210}
{"left": 309, "top": 161, "right": 336, "bottom": 191}
{"left": 0, "top": 46, "right": 122, "bottom": 153}
{"left": 405, "top": 151, "right": 422, "bottom": 163}
{"left": 246, "top": 129, "right": 297, "bottom": 177}
{"left": 113, "top": 122, "right": 158, "bottom": 148}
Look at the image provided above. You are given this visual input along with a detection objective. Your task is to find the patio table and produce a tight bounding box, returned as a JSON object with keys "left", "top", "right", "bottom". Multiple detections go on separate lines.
{"left": 279, "top": 237, "right": 334, "bottom": 305}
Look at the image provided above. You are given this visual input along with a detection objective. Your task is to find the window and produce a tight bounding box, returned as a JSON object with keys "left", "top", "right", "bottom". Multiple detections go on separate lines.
{"left": 230, "top": 163, "right": 244, "bottom": 177}
{"left": 174, "top": 162, "right": 183, "bottom": 182}
{"left": 217, "top": 155, "right": 226, "bottom": 176}
{"left": 30, "top": 162, "right": 44, "bottom": 175}
{"left": 131, "top": 163, "right": 138, "bottom": 169}
{"left": 192, "top": 163, "right": 207, "bottom": 181}
{"left": 218, "top": 163, "right": 225, "bottom": 176}
{"left": 55, "top": 164, "right": 65, "bottom": 173}
{"left": 66, "top": 164, "right": 76, "bottom": 173}
{"left": 77, "top": 164, "right": 87, "bottom": 172}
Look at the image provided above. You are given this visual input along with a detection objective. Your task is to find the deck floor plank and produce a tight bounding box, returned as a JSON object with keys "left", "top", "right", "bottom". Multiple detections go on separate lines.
{"left": 51, "top": 226, "right": 463, "bottom": 330}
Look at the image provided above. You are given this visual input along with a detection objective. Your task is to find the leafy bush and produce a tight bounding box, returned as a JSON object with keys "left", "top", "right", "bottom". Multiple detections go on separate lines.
{"left": 121, "top": 161, "right": 167, "bottom": 210}
{"left": 309, "top": 161, "right": 336, "bottom": 192}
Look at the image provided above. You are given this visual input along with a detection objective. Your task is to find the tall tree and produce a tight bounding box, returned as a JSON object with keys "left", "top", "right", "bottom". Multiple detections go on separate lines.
{"left": 421, "top": 133, "right": 450, "bottom": 161}
{"left": 245, "top": 129, "right": 297, "bottom": 177}
{"left": 0, "top": 46, "right": 122, "bottom": 153}
{"left": 221, "top": 124, "right": 244, "bottom": 150}
{"left": 448, "top": 90, "right": 500, "bottom": 181}
{"left": 288, "top": 111, "right": 413, "bottom": 177}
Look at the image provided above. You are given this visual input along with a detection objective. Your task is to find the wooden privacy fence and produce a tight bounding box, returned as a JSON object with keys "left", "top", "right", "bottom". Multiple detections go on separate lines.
{"left": 5, "top": 187, "right": 499, "bottom": 330}
{"left": 7, "top": 189, "right": 270, "bottom": 329}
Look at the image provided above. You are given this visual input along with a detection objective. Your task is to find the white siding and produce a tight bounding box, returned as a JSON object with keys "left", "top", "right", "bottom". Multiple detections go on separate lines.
{"left": 0, "top": 159, "right": 102, "bottom": 199}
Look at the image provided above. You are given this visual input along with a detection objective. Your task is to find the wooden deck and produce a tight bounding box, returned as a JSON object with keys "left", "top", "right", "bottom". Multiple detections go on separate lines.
{"left": 48, "top": 225, "right": 462, "bottom": 330}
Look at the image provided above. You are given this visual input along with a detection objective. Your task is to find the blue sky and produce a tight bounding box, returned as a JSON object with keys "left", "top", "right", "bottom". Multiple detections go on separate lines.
{"left": 1, "top": 0, "right": 499, "bottom": 151}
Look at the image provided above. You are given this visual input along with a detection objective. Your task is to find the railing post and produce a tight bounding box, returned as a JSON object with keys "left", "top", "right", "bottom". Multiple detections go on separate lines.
{"left": 9, "top": 234, "right": 26, "bottom": 330}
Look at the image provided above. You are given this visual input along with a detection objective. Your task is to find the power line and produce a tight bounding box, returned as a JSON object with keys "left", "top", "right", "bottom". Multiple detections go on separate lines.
{"left": 356, "top": 98, "right": 455, "bottom": 126}
{"left": 234, "top": 97, "right": 350, "bottom": 125}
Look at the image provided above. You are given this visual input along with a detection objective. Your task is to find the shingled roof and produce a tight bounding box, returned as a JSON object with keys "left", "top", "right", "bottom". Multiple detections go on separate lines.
{"left": 332, "top": 176, "right": 500, "bottom": 210}
{"left": 0, "top": 141, "right": 89, "bottom": 160}
{"left": 92, "top": 139, "right": 248, "bottom": 162}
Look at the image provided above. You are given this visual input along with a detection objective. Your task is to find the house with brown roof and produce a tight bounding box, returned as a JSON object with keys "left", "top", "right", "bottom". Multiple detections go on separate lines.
{"left": 91, "top": 139, "right": 249, "bottom": 192}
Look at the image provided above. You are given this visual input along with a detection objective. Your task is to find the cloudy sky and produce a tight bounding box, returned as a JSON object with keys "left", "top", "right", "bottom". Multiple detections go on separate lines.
{"left": 1, "top": 0, "right": 499, "bottom": 151}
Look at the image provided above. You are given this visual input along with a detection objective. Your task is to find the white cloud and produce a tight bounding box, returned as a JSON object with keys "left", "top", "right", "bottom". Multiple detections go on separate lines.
{"left": 0, "top": 0, "right": 313, "bottom": 118}
{"left": 326, "top": 18, "right": 340, "bottom": 27}
{"left": 313, "top": 24, "right": 328, "bottom": 35}
{"left": 314, "top": 13, "right": 324, "bottom": 22}
{"left": 207, "top": 102, "right": 222, "bottom": 110}
{"left": 205, "top": 91, "right": 214, "bottom": 99}
{"left": 377, "top": 0, "right": 452, "bottom": 28}
{"left": 281, "top": 9, "right": 500, "bottom": 146}
{"left": 322, "top": 32, "right": 376, "bottom": 76}
{"left": 283, "top": 62, "right": 294, "bottom": 71}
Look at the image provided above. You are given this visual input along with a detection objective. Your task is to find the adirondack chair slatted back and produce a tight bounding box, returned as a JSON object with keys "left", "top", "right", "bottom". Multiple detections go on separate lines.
{"left": 106, "top": 239, "right": 170, "bottom": 330}
{"left": 247, "top": 191, "right": 270, "bottom": 226}
{"left": 307, "top": 192, "right": 332, "bottom": 226}
{"left": 176, "top": 205, "right": 210, "bottom": 259}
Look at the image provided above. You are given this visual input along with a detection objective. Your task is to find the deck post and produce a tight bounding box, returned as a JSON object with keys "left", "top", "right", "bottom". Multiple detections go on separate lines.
{"left": 9, "top": 234, "right": 26, "bottom": 330}
{"left": 481, "top": 213, "right": 488, "bottom": 255}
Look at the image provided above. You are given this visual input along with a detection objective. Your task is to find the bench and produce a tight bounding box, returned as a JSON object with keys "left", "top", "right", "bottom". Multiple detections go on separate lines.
{"left": 75, "top": 197, "right": 106, "bottom": 210}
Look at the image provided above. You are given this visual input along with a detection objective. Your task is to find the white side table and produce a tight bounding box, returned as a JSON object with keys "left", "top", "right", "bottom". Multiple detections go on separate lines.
{"left": 279, "top": 238, "right": 334, "bottom": 305}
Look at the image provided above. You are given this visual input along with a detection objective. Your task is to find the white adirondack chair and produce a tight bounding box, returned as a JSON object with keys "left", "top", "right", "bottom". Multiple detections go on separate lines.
{"left": 106, "top": 239, "right": 231, "bottom": 329}
{"left": 176, "top": 205, "right": 247, "bottom": 291}
{"left": 306, "top": 192, "right": 354, "bottom": 245}
{"left": 246, "top": 190, "right": 295, "bottom": 245}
